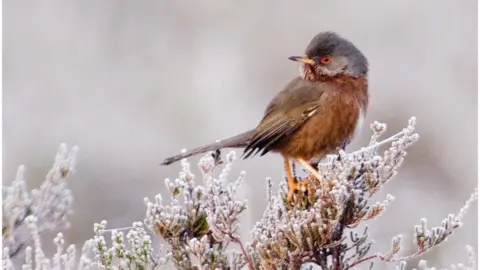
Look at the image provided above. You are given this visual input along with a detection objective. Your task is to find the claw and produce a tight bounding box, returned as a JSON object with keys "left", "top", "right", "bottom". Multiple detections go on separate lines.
{"left": 285, "top": 158, "right": 320, "bottom": 204}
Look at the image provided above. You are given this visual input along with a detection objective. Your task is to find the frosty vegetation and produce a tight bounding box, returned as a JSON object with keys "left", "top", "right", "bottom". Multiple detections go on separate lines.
{"left": 2, "top": 117, "right": 478, "bottom": 269}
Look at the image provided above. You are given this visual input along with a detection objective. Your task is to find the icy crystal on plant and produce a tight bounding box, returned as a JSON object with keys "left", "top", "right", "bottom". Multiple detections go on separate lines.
{"left": 3, "top": 118, "right": 478, "bottom": 270}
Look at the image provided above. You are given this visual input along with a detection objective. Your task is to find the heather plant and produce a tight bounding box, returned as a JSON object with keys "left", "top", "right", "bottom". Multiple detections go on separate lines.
{"left": 2, "top": 117, "right": 478, "bottom": 269}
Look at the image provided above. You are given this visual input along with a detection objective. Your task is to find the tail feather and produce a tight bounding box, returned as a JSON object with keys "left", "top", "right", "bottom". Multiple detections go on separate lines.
{"left": 159, "top": 130, "right": 254, "bottom": 165}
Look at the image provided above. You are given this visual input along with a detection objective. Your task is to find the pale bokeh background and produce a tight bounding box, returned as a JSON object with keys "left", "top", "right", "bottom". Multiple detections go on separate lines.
{"left": 3, "top": 1, "right": 478, "bottom": 269}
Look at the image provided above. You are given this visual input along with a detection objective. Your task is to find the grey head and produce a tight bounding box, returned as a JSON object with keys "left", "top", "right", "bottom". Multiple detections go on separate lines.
{"left": 289, "top": 32, "right": 368, "bottom": 78}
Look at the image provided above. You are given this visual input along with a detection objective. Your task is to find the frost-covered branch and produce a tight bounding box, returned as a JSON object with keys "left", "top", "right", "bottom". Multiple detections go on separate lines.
{"left": 2, "top": 144, "right": 78, "bottom": 260}
{"left": 396, "top": 245, "right": 476, "bottom": 270}
{"left": 2, "top": 118, "right": 477, "bottom": 270}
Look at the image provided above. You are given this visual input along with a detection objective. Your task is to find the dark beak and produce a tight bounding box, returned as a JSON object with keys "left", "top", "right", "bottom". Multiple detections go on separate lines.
{"left": 288, "top": 56, "right": 315, "bottom": 65}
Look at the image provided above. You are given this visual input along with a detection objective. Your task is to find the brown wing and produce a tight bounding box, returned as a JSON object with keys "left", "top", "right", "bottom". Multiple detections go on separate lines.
{"left": 243, "top": 77, "right": 326, "bottom": 158}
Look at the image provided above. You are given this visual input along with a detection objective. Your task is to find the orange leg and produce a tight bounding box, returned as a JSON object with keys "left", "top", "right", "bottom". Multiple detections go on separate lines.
{"left": 297, "top": 158, "right": 323, "bottom": 183}
{"left": 284, "top": 158, "right": 298, "bottom": 202}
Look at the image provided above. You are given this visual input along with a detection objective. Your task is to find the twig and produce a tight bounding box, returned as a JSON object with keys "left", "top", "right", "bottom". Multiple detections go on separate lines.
{"left": 347, "top": 130, "right": 407, "bottom": 157}
{"left": 231, "top": 236, "right": 254, "bottom": 270}
{"left": 346, "top": 254, "right": 378, "bottom": 269}
{"left": 347, "top": 230, "right": 461, "bottom": 270}
{"left": 7, "top": 226, "right": 51, "bottom": 258}
{"left": 103, "top": 226, "right": 135, "bottom": 232}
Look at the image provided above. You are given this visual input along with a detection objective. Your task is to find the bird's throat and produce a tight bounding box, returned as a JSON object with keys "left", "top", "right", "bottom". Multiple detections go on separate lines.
{"left": 300, "top": 64, "right": 317, "bottom": 82}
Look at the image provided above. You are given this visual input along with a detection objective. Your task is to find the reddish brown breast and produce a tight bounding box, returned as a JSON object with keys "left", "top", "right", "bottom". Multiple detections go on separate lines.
{"left": 277, "top": 75, "right": 368, "bottom": 161}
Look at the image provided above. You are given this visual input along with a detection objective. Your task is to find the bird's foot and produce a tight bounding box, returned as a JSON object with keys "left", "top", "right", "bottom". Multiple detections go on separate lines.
{"left": 287, "top": 177, "right": 311, "bottom": 205}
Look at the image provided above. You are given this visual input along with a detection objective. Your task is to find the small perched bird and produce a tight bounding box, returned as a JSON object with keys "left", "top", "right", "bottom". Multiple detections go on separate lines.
{"left": 161, "top": 32, "right": 369, "bottom": 202}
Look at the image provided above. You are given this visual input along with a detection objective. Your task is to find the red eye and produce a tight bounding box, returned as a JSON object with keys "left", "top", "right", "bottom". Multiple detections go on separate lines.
{"left": 320, "top": 55, "right": 332, "bottom": 65}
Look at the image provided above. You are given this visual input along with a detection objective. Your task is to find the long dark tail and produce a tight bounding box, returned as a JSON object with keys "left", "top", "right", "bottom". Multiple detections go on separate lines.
{"left": 160, "top": 130, "right": 255, "bottom": 165}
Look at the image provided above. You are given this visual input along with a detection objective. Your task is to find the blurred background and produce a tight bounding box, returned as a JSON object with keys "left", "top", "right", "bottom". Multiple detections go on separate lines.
{"left": 3, "top": 0, "right": 477, "bottom": 268}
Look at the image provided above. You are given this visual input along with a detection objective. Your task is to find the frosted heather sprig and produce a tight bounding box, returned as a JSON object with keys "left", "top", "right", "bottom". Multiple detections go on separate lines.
{"left": 396, "top": 245, "right": 476, "bottom": 270}
{"left": 2, "top": 144, "right": 78, "bottom": 259}
{"left": 3, "top": 118, "right": 477, "bottom": 270}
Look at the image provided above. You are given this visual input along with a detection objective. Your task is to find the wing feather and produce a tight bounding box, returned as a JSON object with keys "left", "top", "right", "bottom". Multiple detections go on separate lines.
{"left": 243, "top": 104, "right": 320, "bottom": 158}
{"left": 242, "top": 78, "right": 326, "bottom": 158}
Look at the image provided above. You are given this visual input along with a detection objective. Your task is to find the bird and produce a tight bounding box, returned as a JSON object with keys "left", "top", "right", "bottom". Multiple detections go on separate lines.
{"left": 160, "top": 31, "right": 369, "bottom": 203}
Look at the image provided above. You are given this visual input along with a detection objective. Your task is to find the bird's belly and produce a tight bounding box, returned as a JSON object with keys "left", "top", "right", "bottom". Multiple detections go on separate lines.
{"left": 278, "top": 106, "right": 361, "bottom": 161}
